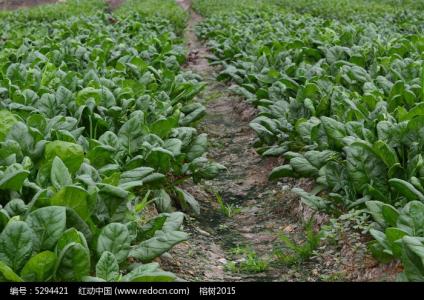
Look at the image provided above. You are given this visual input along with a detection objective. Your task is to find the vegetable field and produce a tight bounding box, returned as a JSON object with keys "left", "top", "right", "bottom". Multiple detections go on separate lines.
{"left": 1, "top": 0, "right": 424, "bottom": 283}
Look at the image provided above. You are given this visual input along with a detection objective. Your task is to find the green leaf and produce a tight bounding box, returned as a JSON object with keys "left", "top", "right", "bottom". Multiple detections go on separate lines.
{"left": 385, "top": 228, "right": 408, "bottom": 258}
{"left": 4, "top": 199, "right": 27, "bottom": 217}
{"left": 130, "top": 271, "right": 176, "bottom": 282}
{"left": 389, "top": 178, "right": 424, "bottom": 201}
{"left": 187, "top": 133, "right": 208, "bottom": 161}
{"left": 97, "top": 223, "right": 131, "bottom": 263}
{"left": 118, "top": 111, "right": 144, "bottom": 155}
{"left": 0, "top": 110, "right": 18, "bottom": 142}
{"left": 0, "top": 164, "right": 30, "bottom": 191}
{"left": 175, "top": 187, "right": 200, "bottom": 215}
{"left": 398, "top": 201, "right": 424, "bottom": 236}
{"left": 162, "top": 212, "right": 185, "bottom": 232}
{"left": 51, "top": 186, "right": 90, "bottom": 221}
{"left": 180, "top": 106, "right": 206, "bottom": 126}
{"left": 164, "top": 138, "right": 182, "bottom": 157}
{"left": 96, "top": 251, "right": 119, "bottom": 282}
{"left": 153, "top": 189, "right": 173, "bottom": 213}
{"left": 372, "top": 140, "right": 399, "bottom": 169}
{"left": 55, "top": 228, "right": 88, "bottom": 255}
{"left": 55, "top": 242, "right": 90, "bottom": 281}
{"left": 145, "top": 147, "right": 174, "bottom": 173}
{"left": 65, "top": 208, "right": 92, "bottom": 243}
{"left": 269, "top": 165, "right": 294, "bottom": 180}
{"left": 401, "top": 236, "right": 424, "bottom": 281}
{"left": 0, "top": 221, "right": 33, "bottom": 272}
{"left": 129, "top": 230, "right": 188, "bottom": 262}
{"left": 345, "top": 142, "right": 388, "bottom": 195}
{"left": 366, "top": 201, "right": 398, "bottom": 227}
{"left": 290, "top": 156, "right": 318, "bottom": 177}
{"left": 292, "top": 188, "right": 330, "bottom": 211}
{"left": 0, "top": 261, "right": 23, "bottom": 282}
{"left": 121, "top": 263, "right": 160, "bottom": 281}
{"left": 26, "top": 206, "right": 66, "bottom": 252}
{"left": 20, "top": 251, "right": 57, "bottom": 282}
{"left": 45, "top": 141, "right": 84, "bottom": 174}
{"left": 120, "top": 167, "right": 155, "bottom": 184}
{"left": 76, "top": 87, "right": 101, "bottom": 106}
{"left": 382, "top": 204, "right": 400, "bottom": 227}
{"left": 150, "top": 110, "right": 179, "bottom": 139}
{"left": 51, "top": 157, "right": 72, "bottom": 190}
{"left": 320, "top": 116, "right": 346, "bottom": 150}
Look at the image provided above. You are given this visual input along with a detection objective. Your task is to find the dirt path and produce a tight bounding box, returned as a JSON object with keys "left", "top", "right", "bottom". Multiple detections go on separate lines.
{"left": 159, "top": 0, "right": 403, "bottom": 282}
{"left": 106, "top": 0, "right": 124, "bottom": 12}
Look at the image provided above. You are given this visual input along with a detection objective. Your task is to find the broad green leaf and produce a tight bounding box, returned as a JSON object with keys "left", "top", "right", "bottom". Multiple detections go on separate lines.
{"left": 269, "top": 165, "right": 294, "bottom": 180}
{"left": 120, "top": 167, "right": 155, "bottom": 184}
{"left": 150, "top": 110, "right": 179, "bottom": 139}
{"left": 175, "top": 187, "right": 200, "bottom": 215}
{"left": 145, "top": 147, "right": 174, "bottom": 173}
{"left": 20, "top": 251, "right": 57, "bottom": 282}
{"left": 4, "top": 199, "right": 27, "bottom": 217}
{"left": 65, "top": 208, "right": 92, "bottom": 243}
{"left": 129, "top": 230, "right": 188, "bottom": 262}
{"left": 401, "top": 236, "right": 424, "bottom": 281}
{"left": 372, "top": 140, "right": 399, "bottom": 169}
{"left": 320, "top": 116, "right": 346, "bottom": 150}
{"left": 162, "top": 212, "right": 185, "bottom": 232}
{"left": 55, "top": 228, "right": 88, "bottom": 255}
{"left": 153, "top": 189, "right": 173, "bottom": 213}
{"left": 179, "top": 106, "right": 206, "bottom": 126}
{"left": 97, "top": 223, "right": 131, "bottom": 263}
{"left": 290, "top": 156, "right": 318, "bottom": 177}
{"left": 121, "top": 262, "right": 160, "bottom": 282}
{"left": 51, "top": 157, "right": 72, "bottom": 190}
{"left": 55, "top": 242, "right": 90, "bottom": 281}
{"left": 389, "top": 178, "right": 424, "bottom": 201}
{"left": 0, "top": 221, "right": 33, "bottom": 272}
{"left": 26, "top": 206, "right": 66, "bottom": 252}
{"left": 0, "top": 110, "right": 18, "bottom": 142}
{"left": 96, "top": 251, "right": 119, "bottom": 281}
{"left": 385, "top": 228, "right": 408, "bottom": 258}
{"left": 0, "top": 164, "right": 30, "bottom": 191}
{"left": 118, "top": 111, "right": 144, "bottom": 155}
{"left": 0, "top": 261, "right": 23, "bottom": 282}
{"left": 187, "top": 133, "right": 208, "bottom": 161}
{"left": 130, "top": 271, "right": 176, "bottom": 282}
{"left": 292, "top": 188, "right": 330, "bottom": 211}
{"left": 45, "top": 141, "right": 84, "bottom": 174}
{"left": 51, "top": 186, "right": 90, "bottom": 221}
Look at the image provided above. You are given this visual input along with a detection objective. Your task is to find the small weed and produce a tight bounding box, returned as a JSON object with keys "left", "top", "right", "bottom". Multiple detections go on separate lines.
{"left": 229, "top": 245, "right": 248, "bottom": 255}
{"left": 319, "top": 272, "right": 347, "bottom": 282}
{"left": 224, "top": 261, "right": 238, "bottom": 273}
{"left": 275, "top": 219, "right": 322, "bottom": 265}
{"left": 215, "top": 192, "right": 241, "bottom": 217}
{"left": 240, "top": 251, "right": 268, "bottom": 273}
{"left": 225, "top": 245, "right": 268, "bottom": 274}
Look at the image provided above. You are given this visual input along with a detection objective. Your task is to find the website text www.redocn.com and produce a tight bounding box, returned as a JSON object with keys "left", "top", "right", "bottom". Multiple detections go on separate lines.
{"left": 114, "top": 287, "right": 190, "bottom": 296}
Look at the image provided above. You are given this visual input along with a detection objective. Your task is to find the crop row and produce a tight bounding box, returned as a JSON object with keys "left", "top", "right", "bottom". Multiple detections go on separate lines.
{"left": 195, "top": 0, "right": 424, "bottom": 281}
{"left": 0, "top": 0, "right": 223, "bottom": 282}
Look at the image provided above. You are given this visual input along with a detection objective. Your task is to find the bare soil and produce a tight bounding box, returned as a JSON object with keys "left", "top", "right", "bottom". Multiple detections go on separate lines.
{"left": 159, "top": 0, "right": 402, "bottom": 282}
{"left": 106, "top": 0, "right": 124, "bottom": 12}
